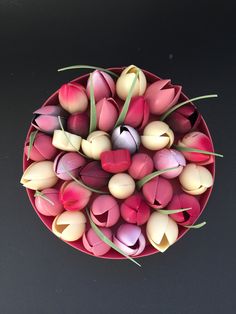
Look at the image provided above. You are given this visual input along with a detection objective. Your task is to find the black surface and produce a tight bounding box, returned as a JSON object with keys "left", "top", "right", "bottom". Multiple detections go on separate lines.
{"left": 1, "top": 1, "right": 236, "bottom": 313}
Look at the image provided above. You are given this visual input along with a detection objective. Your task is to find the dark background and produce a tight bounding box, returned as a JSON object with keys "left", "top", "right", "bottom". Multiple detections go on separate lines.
{"left": 0, "top": 0, "right": 235, "bottom": 313}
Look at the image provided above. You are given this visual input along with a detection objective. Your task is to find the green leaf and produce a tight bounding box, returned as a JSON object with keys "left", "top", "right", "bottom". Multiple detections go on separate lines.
{"left": 136, "top": 166, "right": 179, "bottom": 190}
{"left": 89, "top": 73, "right": 97, "bottom": 133}
{"left": 86, "top": 208, "right": 142, "bottom": 267}
{"left": 114, "top": 69, "right": 140, "bottom": 128}
{"left": 185, "top": 221, "right": 207, "bottom": 229}
{"left": 34, "top": 190, "right": 55, "bottom": 206}
{"left": 158, "top": 208, "right": 192, "bottom": 215}
{"left": 160, "top": 94, "right": 218, "bottom": 121}
{"left": 57, "top": 65, "right": 119, "bottom": 78}
{"left": 27, "top": 130, "right": 38, "bottom": 160}
{"left": 174, "top": 145, "right": 224, "bottom": 158}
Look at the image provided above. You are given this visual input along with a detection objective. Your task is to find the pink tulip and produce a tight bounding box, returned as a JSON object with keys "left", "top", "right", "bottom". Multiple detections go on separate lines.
{"left": 83, "top": 227, "right": 112, "bottom": 256}
{"left": 96, "top": 98, "right": 119, "bottom": 132}
{"left": 153, "top": 149, "right": 186, "bottom": 179}
{"left": 34, "top": 188, "right": 63, "bottom": 216}
{"left": 24, "top": 132, "right": 58, "bottom": 161}
{"left": 60, "top": 181, "right": 92, "bottom": 211}
{"left": 128, "top": 153, "right": 154, "bottom": 180}
{"left": 67, "top": 112, "right": 89, "bottom": 138}
{"left": 86, "top": 70, "right": 115, "bottom": 102}
{"left": 120, "top": 193, "right": 150, "bottom": 225}
{"left": 167, "top": 193, "right": 201, "bottom": 226}
{"left": 79, "top": 161, "right": 111, "bottom": 189}
{"left": 53, "top": 152, "right": 86, "bottom": 180}
{"left": 142, "top": 176, "right": 173, "bottom": 208}
{"left": 124, "top": 96, "right": 150, "bottom": 129}
{"left": 90, "top": 195, "right": 120, "bottom": 227}
{"left": 113, "top": 224, "right": 146, "bottom": 256}
{"left": 100, "top": 149, "right": 131, "bottom": 173}
{"left": 145, "top": 79, "right": 182, "bottom": 115}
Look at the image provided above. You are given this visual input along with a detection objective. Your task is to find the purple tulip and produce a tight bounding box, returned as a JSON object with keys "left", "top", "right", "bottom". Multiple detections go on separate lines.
{"left": 79, "top": 161, "right": 111, "bottom": 189}
{"left": 83, "top": 227, "right": 112, "bottom": 256}
{"left": 34, "top": 188, "right": 63, "bottom": 216}
{"left": 67, "top": 112, "right": 89, "bottom": 138}
{"left": 96, "top": 98, "right": 119, "bottom": 132}
{"left": 111, "top": 125, "right": 140, "bottom": 154}
{"left": 124, "top": 96, "right": 150, "bottom": 129}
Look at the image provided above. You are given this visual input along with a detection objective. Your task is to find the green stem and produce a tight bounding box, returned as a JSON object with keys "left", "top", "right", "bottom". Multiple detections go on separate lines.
{"left": 34, "top": 190, "right": 54, "bottom": 206}
{"left": 175, "top": 145, "right": 224, "bottom": 158}
{"left": 57, "top": 65, "right": 118, "bottom": 77}
{"left": 89, "top": 73, "right": 97, "bottom": 133}
{"left": 158, "top": 208, "right": 191, "bottom": 215}
{"left": 185, "top": 221, "right": 206, "bottom": 229}
{"left": 27, "top": 130, "right": 38, "bottom": 160}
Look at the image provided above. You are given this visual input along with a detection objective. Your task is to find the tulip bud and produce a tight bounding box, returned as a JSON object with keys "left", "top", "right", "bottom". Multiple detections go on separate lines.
{"left": 34, "top": 188, "right": 63, "bottom": 216}
{"left": 120, "top": 193, "right": 150, "bottom": 225}
{"left": 24, "top": 132, "right": 58, "bottom": 161}
{"left": 128, "top": 153, "right": 154, "bottom": 180}
{"left": 153, "top": 149, "right": 186, "bottom": 179}
{"left": 144, "top": 79, "right": 182, "bottom": 115}
{"left": 178, "top": 131, "right": 214, "bottom": 165}
{"left": 96, "top": 98, "right": 119, "bottom": 132}
{"left": 100, "top": 149, "right": 131, "bottom": 173}
{"left": 111, "top": 125, "right": 140, "bottom": 154}
{"left": 86, "top": 70, "right": 115, "bottom": 102}
{"left": 32, "top": 106, "right": 66, "bottom": 134}
{"left": 60, "top": 181, "right": 92, "bottom": 211}
{"left": 116, "top": 65, "right": 147, "bottom": 100}
{"left": 21, "top": 161, "right": 58, "bottom": 190}
{"left": 52, "top": 211, "right": 86, "bottom": 241}
{"left": 124, "top": 96, "right": 149, "bottom": 129}
{"left": 113, "top": 224, "right": 146, "bottom": 256}
{"left": 90, "top": 195, "right": 120, "bottom": 227}
{"left": 82, "top": 227, "right": 112, "bottom": 256}
{"left": 81, "top": 131, "right": 111, "bottom": 160}
{"left": 53, "top": 152, "right": 86, "bottom": 180}
{"left": 108, "top": 173, "right": 135, "bottom": 199}
{"left": 146, "top": 212, "right": 178, "bottom": 252}
{"left": 67, "top": 112, "right": 89, "bottom": 138}
{"left": 80, "top": 161, "right": 111, "bottom": 189}
{"left": 52, "top": 130, "right": 82, "bottom": 151}
{"left": 142, "top": 176, "right": 173, "bottom": 208}
{"left": 179, "top": 163, "right": 213, "bottom": 195}
{"left": 58, "top": 82, "right": 88, "bottom": 114}
{"left": 141, "top": 121, "right": 174, "bottom": 150}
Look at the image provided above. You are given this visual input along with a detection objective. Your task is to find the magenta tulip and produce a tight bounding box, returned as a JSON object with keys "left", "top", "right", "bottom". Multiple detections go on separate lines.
{"left": 111, "top": 125, "right": 140, "bottom": 154}
{"left": 67, "top": 112, "right": 89, "bottom": 138}
{"left": 128, "top": 153, "right": 154, "bottom": 180}
{"left": 124, "top": 96, "right": 150, "bottom": 129}
{"left": 96, "top": 98, "right": 119, "bottom": 132}
{"left": 79, "top": 161, "right": 111, "bottom": 189}
{"left": 83, "top": 227, "right": 112, "bottom": 256}
{"left": 34, "top": 188, "right": 63, "bottom": 216}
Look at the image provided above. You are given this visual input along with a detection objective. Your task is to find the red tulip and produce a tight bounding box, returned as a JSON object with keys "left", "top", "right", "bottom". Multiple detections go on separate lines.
{"left": 128, "top": 153, "right": 154, "bottom": 180}
{"left": 100, "top": 149, "right": 131, "bottom": 173}
{"left": 67, "top": 112, "right": 89, "bottom": 138}
{"left": 124, "top": 96, "right": 149, "bottom": 129}
{"left": 79, "top": 161, "right": 111, "bottom": 189}
{"left": 83, "top": 227, "right": 112, "bottom": 256}
{"left": 96, "top": 98, "right": 119, "bottom": 132}
{"left": 34, "top": 188, "right": 63, "bottom": 216}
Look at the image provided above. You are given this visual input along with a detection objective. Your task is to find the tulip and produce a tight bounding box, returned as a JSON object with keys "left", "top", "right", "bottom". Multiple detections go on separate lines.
{"left": 100, "top": 149, "right": 131, "bottom": 173}
{"left": 167, "top": 193, "right": 201, "bottom": 226}
{"left": 116, "top": 65, "right": 147, "bottom": 100}
{"left": 166, "top": 104, "right": 201, "bottom": 134}
{"left": 124, "top": 96, "right": 149, "bottom": 129}
{"left": 111, "top": 125, "right": 140, "bottom": 154}
{"left": 146, "top": 212, "right": 178, "bottom": 252}
{"left": 52, "top": 130, "right": 82, "bottom": 151}
{"left": 60, "top": 181, "right": 92, "bottom": 211}
{"left": 90, "top": 195, "right": 120, "bottom": 227}
{"left": 24, "top": 132, "right": 58, "bottom": 161}
{"left": 153, "top": 149, "right": 186, "bottom": 179}
{"left": 21, "top": 161, "right": 58, "bottom": 190}
{"left": 120, "top": 193, "right": 150, "bottom": 225}
{"left": 142, "top": 176, "right": 173, "bottom": 208}
{"left": 113, "top": 224, "right": 146, "bottom": 256}
{"left": 81, "top": 131, "right": 111, "bottom": 160}
{"left": 96, "top": 97, "right": 119, "bottom": 132}
{"left": 128, "top": 153, "right": 154, "bottom": 180}
{"left": 80, "top": 161, "right": 111, "bottom": 189}
{"left": 52, "top": 211, "right": 86, "bottom": 241}
{"left": 179, "top": 163, "right": 213, "bottom": 195}
{"left": 67, "top": 112, "right": 89, "bottom": 138}
{"left": 141, "top": 121, "right": 174, "bottom": 150}
{"left": 108, "top": 173, "right": 135, "bottom": 199}
{"left": 178, "top": 131, "right": 214, "bottom": 165}
{"left": 34, "top": 188, "right": 63, "bottom": 216}
{"left": 32, "top": 105, "right": 66, "bottom": 134}
{"left": 53, "top": 152, "right": 86, "bottom": 180}
{"left": 82, "top": 227, "right": 112, "bottom": 256}
{"left": 144, "top": 79, "right": 182, "bottom": 115}
{"left": 86, "top": 70, "right": 115, "bottom": 102}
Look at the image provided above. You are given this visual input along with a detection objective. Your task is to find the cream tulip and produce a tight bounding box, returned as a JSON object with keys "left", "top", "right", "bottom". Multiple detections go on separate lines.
{"left": 108, "top": 173, "right": 135, "bottom": 199}
{"left": 52, "top": 130, "right": 82, "bottom": 151}
{"left": 81, "top": 131, "right": 111, "bottom": 160}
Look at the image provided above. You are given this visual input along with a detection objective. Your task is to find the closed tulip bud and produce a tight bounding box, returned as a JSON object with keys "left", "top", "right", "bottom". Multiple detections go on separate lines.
{"left": 145, "top": 79, "right": 182, "bottom": 115}
{"left": 124, "top": 96, "right": 149, "bottom": 129}
{"left": 32, "top": 106, "right": 66, "bottom": 134}
{"left": 142, "top": 176, "right": 173, "bottom": 208}
{"left": 52, "top": 130, "right": 82, "bottom": 151}
{"left": 80, "top": 161, "right": 111, "bottom": 189}
{"left": 167, "top": 193, "right": 201, "bottom": 226}
{"left": 52, "top": 211, "right": 86, "bottom": 242}
{"left": 113, "top": 224, "right": 146, "bottom": 256}
{"left": 53, "top": 152, "right": 86, "bottom": 180}
{"left": 128, "top": 153, "right": 154, "bottom": 180}
{"left": 24, "top": 132, "right": 58, "bottom": 161}
{"left": 116, "top": 65, "right": 147, "bottom": 100}
{"left": 96, "top": 98, "right": 119, "bottom": 132}
{"left": 153, "top": 149, "right": 186, "bottom": 179}
{"left": 67, "top": 112, "right": 89, "bottom": 138}
{"left": 86, "top": 70, "right": 115, "bottom": 102}
{"left": 82, "top": 227, "right": 112, "bottom": 256}
{"left": 108, "top": 173, "right": 135, "bottom": 199}
{"left": 90, "top": 195, "right": 120, "bottom": 227}
{"left": 141, "top": 121, "right": 174, "bottom": 151}
{"left": 100, "top": 149, "right": 131, "bottom": 173}
{"left": 179, "top": 163, "right": 213, "bottom": 195}
{"left": 81, "top": 131, "right": 111, "bottom": 160}
{"left": 21, "top": 161, "right": 58, "bottom": 190}
{"left": 146, "top": 212, "right": 178, "bottom": 252}
{"left": 111, "top": 125, "right": 140, "bottom": 154}
{"left": 60, "top": 181, "right": 92, "bottom": 211}
{"left": 120, "top": 193, "right": 150, "bottom": 225}
{"left": 34, "top": 188, "right": 63, "bottom": 216}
